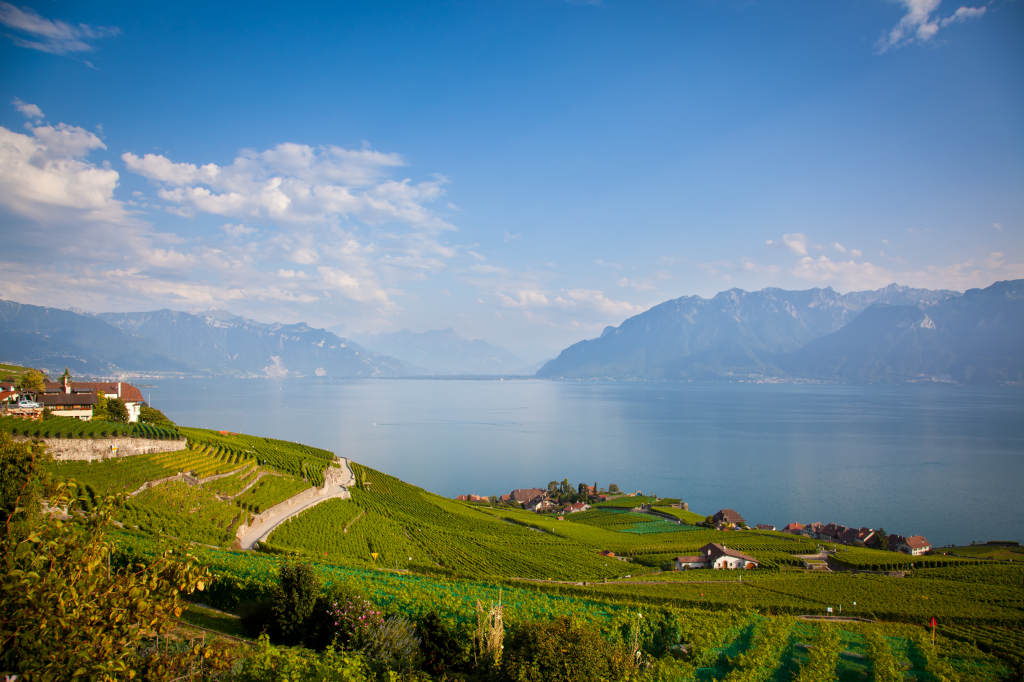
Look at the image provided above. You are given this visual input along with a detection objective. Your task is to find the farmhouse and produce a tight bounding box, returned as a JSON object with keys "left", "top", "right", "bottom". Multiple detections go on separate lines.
{"left": 891, "top": 534, "right": 931, "bottom": 556}
{"left": 510, "top": 488, "right": 546, "bottom": 504}
{"left": 673, "top": 543, "right": 759, "bottom": 570}
{"left": 39, "top": 392, "right": 98, "bottom": 421}
{"left": 43, "top": 377, "right": 145, "bottom": 422}
{"left": 712, "top": 508, "right": 746, "bottom": 529}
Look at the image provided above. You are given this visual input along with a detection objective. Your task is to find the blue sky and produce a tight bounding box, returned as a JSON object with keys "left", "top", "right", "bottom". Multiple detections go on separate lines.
{"left": 0, "top": 0, "right": 1021, "bottom": 361}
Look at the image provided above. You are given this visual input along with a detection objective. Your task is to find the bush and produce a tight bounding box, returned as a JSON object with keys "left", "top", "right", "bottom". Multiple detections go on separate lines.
{"left": 417, "top": 611, "right": 469, "bottom": 675}
{"left": 502, "top": 617, "right": 633, "bottom": 682}
{"left": 362, "top": 615, "right": 421, "bottom": 675}
{"left": 271, "top": 561, "right": 321, "bottom": 645}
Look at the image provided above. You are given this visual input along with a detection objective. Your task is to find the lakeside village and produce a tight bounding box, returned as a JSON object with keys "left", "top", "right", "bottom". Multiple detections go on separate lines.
{"left": 456, "top": 483, "right": 934, "bottom": 571}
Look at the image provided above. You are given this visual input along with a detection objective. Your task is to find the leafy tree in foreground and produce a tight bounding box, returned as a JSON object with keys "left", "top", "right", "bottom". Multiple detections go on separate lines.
{"left": 107, "top": 397, "right": 129, "bottom": 423}
{"left": 16, "top": 369, "right": 45, "bottom": 393}
{"left": 0, "top": 433, "right": 216, "bottom": 679}
{"left": 272, "top": 560, "right": 321, "bottom": 645}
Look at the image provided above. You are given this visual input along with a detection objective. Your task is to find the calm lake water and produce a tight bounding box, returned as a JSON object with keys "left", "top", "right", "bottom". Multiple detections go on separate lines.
{"left": 145, "top": 378, "right": 1024, "bottom": 547}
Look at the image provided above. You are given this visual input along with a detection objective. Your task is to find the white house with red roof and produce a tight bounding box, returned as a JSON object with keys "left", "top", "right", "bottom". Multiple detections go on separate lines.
{"left": 674, "top": 543, "right": 760, "bottom": 570}
{"left": 44, "top": 377, "right": 146, "bottom": 422}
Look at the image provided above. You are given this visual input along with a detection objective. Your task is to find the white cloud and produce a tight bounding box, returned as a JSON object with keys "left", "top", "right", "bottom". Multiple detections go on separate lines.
{"left": 123, "top": 142, "right": 452, "bottom": 229}
{"left": 0, "top": 121, "right": 126, "bottom": 224}
{"left": 317, "top": 265, "right": 391, "bottom": 305}
{"left": 941, "top": 5, "right": 987, "bottom": 26}
{"left": 782, "top": 233, "right": 808, "bottom": 256}
{"left": 993, "top": 222, "right": 1003, "bottom": 232}
{"left": 12, "top": 97, "right": 42, "bottom": 119}
{"left": 122, "top": 152, "right": 219, "bottom": 185}
{"left": 221, "top": 223, "right": 257, "bottom": 238}
{"left": 0, "top": 2, "right": 120, "bottom": 55}
{"left": 877, "top": 0, "right": 987, "bottom": 53}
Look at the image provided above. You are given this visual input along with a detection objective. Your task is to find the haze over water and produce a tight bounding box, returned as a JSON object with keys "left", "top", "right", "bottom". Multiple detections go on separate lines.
{"left": 151, "top": 378, "right": 1023, "bottom": 547}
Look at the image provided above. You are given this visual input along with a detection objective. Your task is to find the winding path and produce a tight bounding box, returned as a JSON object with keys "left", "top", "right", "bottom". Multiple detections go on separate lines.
{"left": 233, "top": 457, "right": 354, "bottom": 550}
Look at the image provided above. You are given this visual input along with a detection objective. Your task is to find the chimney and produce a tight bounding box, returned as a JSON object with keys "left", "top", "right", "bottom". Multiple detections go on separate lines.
{"left": 63, "top": 375, "right": 70, "bottom": 394}
{"left": 117, "top": 382, "right": 122, "bottom": 397}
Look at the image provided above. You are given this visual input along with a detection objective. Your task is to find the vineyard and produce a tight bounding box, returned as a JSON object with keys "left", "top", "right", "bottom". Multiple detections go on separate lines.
{"left": 265, "top": 463, "right": 633, "bottom": 580}
{"left": 0, "top": 414, "right": 181, "bottom": 440}
{"left": 179, "top": 427, "right": 335, "bottom": 486}
{"left": 35, "top": 422, "right": 1023, "bottom": 678}
{"left": 108, "top": 531, "right": 1010, "bottom": 679}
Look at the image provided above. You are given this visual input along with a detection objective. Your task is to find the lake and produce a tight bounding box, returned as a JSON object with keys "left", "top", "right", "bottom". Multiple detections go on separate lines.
{"left": 144, "top": 377, "right": 1024, "bottom": 547}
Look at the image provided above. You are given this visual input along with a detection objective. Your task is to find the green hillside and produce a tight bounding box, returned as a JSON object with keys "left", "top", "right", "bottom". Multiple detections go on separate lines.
{"left": 16, "top": 425, "right": 1021, "bottom": 679}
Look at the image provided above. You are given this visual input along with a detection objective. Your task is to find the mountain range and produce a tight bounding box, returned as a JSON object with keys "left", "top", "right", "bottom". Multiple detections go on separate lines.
{"left": 537, "top": 280, "right": 1023, "bottom": 384}
{"left": 0, "top": 301, "right": 411, "bottom": 378}
{"left": 3, "top": 279, "right": 1021, "bottom": 383}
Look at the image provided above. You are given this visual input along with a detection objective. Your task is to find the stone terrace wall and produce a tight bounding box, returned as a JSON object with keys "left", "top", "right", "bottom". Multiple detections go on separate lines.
{"left": 14, "top": 435, "right": 188, "bottom": 462}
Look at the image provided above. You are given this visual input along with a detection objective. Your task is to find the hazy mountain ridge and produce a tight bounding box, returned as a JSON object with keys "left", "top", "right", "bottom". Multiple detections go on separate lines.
{"left": 353, "top": 328, "right": 525, "bottom": 375}
{"left": 538, "top": 281, "right": 1019, "bottom": 383}
{"left": 0, "top": 301, "right": 412, "bottom": 378}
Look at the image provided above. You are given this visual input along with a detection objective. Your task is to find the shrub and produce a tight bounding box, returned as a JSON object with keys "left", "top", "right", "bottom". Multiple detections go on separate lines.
{"left": 502, "top": 617, "right": 633, "bottom": 682}
{"left": 271, "top": 561, "right": 321, "bottom": 645}
{"left": 417, "top": 611, "right": 469, "bottom": 675}
{"left": 361, "top": 615, "right": 422, "bottom": 675}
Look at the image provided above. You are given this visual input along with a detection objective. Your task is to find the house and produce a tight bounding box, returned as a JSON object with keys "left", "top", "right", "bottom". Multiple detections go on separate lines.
{"left": 673, "top": 543, "right": 759, "bottom": 570}
{"left": 525, "top": 496, "right": 554, "bottom": 512}
{"left": 782, "top": 522, "right": 805, "bottom": 534}
{"left": 755, "top": 523, "right": 776, "bottom": 531}
{"left": 840, "top": 527, "right": 876, "bottom": 547}
{"left": 673, "top": 555, "right": 705, "bottom": 570}
{"left": 499, "top": 493, "right": 512, "bottom": 503}
{"left": 563, "top": 502, "right": 589, "bottom": 513}
{"left": 468, "top": 494, "right": 487, "bottom": 503}
{"left": 39, "top": 392, "right": 98, "bottom": 421}
{"left": 893, "top": 535, "right": 931, "bottom": 556}
{"left": 43, "top": 377, "right": 146, "bottom": 422}
{"left": 510, "top": 488, "right": 546, "bottom": 504}
{"left": 817, "top": 523, "right": 846, "bottom": 542}
{"left": 712, "top": 508, "right": 746, "bottom": 529}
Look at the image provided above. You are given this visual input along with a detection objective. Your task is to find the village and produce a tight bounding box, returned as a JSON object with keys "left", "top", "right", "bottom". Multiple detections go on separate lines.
{"left": 454, "top": 483, "right": 933, "bottom": 571}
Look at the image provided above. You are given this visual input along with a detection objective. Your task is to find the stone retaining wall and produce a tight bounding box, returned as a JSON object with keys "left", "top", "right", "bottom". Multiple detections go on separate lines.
{"left": 14, "top": 435, "right": 188, "bottom": 461}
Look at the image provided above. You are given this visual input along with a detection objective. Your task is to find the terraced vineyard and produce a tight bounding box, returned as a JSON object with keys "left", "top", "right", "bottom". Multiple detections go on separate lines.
{"left": 121, "top": 481, "right": 243, "bottom": 546}
{"left": 49, "top": 447, "right": 232, "bottom": 495}
{"left": 233, "top": 474, "right": 309, "bottom": 513}
{"left": 266, "top": 463, "right": 632, "bottom": 580}
{"left": 0, "top": 414, "right": 181, "bottom": 440}
{"left": 180, "top": 427, "right": 335, "bottom": 485}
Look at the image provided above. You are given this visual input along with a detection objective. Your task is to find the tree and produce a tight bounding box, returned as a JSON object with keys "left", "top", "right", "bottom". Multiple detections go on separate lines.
{"left": 272, "top": 561, "right": 321, "bottom": 645}
{"left": 608, "top": 483, "right": 620, "bottom": 494}
{"left": 60, "top": 367, "right": 71, "bottom": 384}
{"left": 873, "top": 528, "right": 890, "bottom": 552}
{"left": 547, "top": 481, "right": 559, "bottom": 496}
{"left": 140, "top": 405, "right": 175, "bottom": 427}
{"left": 16, "top": 369, "right": 44, "bottom": 393}
{"left": 578, "top": 482, "right": 589, "bottom": 498}
{"left": 92, "top": 390, "right": 109, "bottom": 421}
{"left": 0, "top": 434, "right": 215, "bottom": 678}
{"left": 559, "top": 478, "right": 572, "bottom": 497}
{"left": 107, "top": 397, "right": 129, "bottom": 423}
